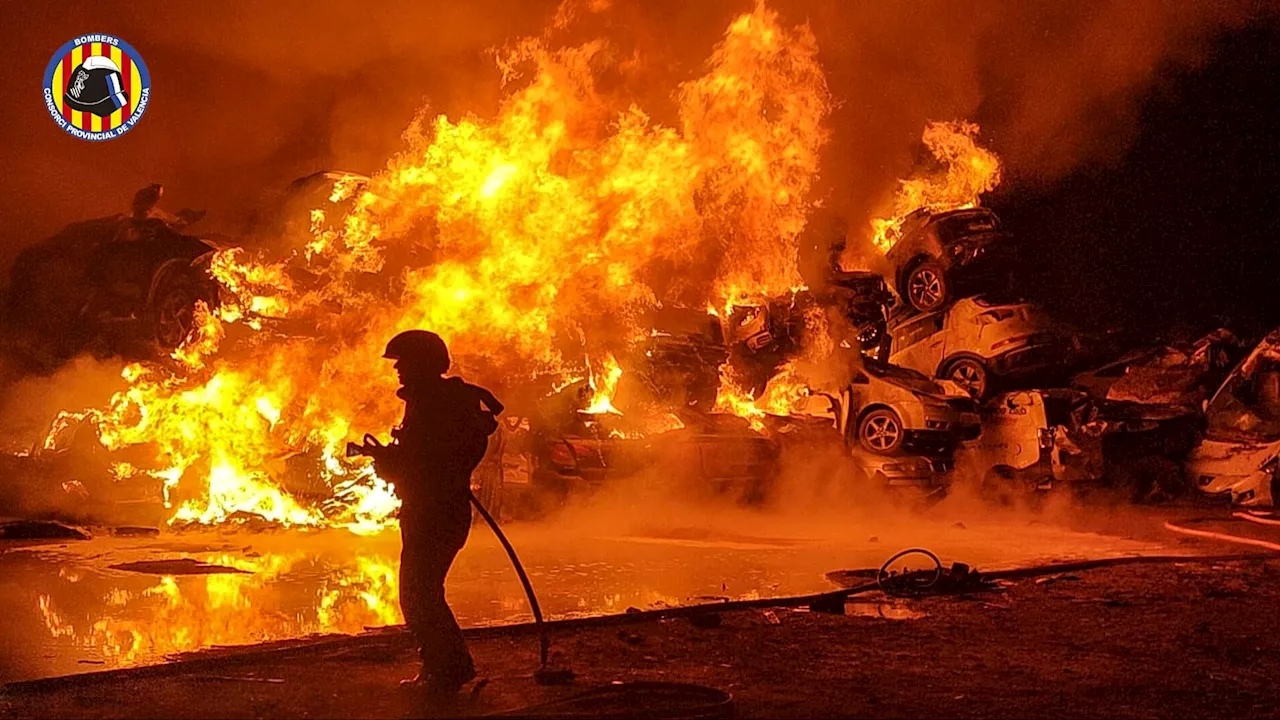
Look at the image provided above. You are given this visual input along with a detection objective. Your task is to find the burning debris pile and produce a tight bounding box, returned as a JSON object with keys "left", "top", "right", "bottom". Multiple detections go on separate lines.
{"left": 10, "top": 4, "right": 1274, "bottom": 535}
{"left": 18, "top": 3, "right": 851, "bottom": 532}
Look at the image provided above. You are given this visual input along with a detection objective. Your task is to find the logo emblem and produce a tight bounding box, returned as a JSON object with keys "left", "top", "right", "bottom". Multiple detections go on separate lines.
{"left": 43, "top": 34, "right": 151, "bottom": 141}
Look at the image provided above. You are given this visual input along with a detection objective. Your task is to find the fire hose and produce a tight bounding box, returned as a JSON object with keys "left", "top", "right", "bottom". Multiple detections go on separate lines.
{"left": 468, "top": 489, "right": 559, "bottom": 679}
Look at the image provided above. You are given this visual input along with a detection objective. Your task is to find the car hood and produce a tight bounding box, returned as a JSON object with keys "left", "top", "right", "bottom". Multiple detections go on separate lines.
{"left": 1105, "top": 366, "right": 1207, "bottom": 406}
{"left": 1187, "top": 437, "right": 1280, "bottom": 475}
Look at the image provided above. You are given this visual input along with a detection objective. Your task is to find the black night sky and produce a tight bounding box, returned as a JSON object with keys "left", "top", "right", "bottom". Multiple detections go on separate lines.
{"left": 989, "top": 24, "right": 1280, "bottom": 341}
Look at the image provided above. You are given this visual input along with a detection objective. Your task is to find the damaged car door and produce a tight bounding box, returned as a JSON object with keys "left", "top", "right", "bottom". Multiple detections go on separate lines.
{"left": 1187, "top": 329, "right": 1280, "bottom": 507}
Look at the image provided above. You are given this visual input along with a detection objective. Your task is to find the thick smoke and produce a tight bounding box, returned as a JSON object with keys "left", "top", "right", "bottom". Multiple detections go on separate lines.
{"left": 0, "top": 0, "right": 1270, "bottom": 273}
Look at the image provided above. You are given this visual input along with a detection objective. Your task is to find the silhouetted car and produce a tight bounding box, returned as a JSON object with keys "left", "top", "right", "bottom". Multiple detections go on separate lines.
{"left": 885, "top": 207, "right": 1013, "bottom": 313}
{"left": 887, "top": 296, "right": 1068, "bottom": 400}
{"left": 5, "top": 214, "right": 220, "bottom": 370}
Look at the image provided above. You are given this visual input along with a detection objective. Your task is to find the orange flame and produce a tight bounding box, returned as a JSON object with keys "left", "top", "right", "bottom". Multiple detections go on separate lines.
{"left": 43, "top": 2, "right": 831, "bottom": 532}
{"left": 871, "top": 120, "right": 1002, "bottom": 253}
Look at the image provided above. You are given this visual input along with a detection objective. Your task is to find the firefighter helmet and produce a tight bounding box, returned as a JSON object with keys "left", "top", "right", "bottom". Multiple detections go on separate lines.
{"left": 383, "top": 330, "right": 450, "bottom": 375}
{"left": 64, "top": 55, "right": 129, "bottom": 117}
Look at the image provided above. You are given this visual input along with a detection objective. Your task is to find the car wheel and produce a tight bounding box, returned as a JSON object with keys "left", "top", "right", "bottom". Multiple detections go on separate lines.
{"left": 148, "top": 264, "right": 199, "bottom": 350}
{"left": 944, "top": 357, "right": 989, "bottom": 399}
{"left": 906, "top": 260, "right": 948, "bottom": 312}
{"left": 858, "top": 408, "right": 904, "bottom": 455}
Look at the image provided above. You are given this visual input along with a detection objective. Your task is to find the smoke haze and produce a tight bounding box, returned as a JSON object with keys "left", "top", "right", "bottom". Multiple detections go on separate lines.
{"left": 0, "top": 0, "right": 1271, "bottom": 272}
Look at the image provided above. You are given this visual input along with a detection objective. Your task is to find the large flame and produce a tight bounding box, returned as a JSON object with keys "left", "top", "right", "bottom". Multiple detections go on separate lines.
{"left": 870, "top": 120, "right": 1002, "bottom": 254}
{"left": 44, "top": 2, "right": 832, "bottom": 533}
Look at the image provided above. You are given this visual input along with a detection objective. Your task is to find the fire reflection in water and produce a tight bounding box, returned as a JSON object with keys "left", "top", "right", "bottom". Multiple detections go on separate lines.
{"left": 36, "top": 551, "right": 402, "bottom": 668}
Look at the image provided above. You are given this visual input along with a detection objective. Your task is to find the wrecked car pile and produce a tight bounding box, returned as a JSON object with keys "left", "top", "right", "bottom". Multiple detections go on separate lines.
{"left": 2, "top": 17, "right": 1276, "bottom": 534}
{"left": 10, "top": 185, "right": 1277, "bottom": 525}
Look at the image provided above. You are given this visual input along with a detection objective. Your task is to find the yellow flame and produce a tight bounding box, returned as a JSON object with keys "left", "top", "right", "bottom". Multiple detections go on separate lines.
{"left": 583, "top": 354, "right": 624, "bottom": 415}
{"left": 871, "top": 120, "right": 1002, "bottom": 253}
{"left": 42, "top": 3, "right": 831, "bottom": 533}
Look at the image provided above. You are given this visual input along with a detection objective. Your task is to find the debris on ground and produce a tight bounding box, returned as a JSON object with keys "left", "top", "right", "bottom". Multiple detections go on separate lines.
{"left": 0, "top": 520, "right": 91, "bottom": 541}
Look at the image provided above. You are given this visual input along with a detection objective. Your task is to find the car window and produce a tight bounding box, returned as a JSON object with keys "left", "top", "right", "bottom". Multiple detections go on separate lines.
{"left": 935, "top": 211, "right": 1000, "bottom": 242}
{"left": 865, "top": 358, "right": 945, "bottom": 395}
{"left": 892, "top": 313, "right": 943, "bottom": 351}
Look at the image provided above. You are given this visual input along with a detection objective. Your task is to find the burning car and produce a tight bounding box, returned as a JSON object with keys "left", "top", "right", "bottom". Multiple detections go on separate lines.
{"left": 633, "top": 306, "right": 729, "bottom": 413}
{"left": 4, "top": 188, "right": 220, "bottom": 371}
{"left": 244, "top": 170, "right": 372, "bottom": 252}
{"left": 884, "top": 207, "right": 1012, "bottom": 313}
{"left": 835, "top": 358, "right": 980, "bottom": 456}
{"left": 887, "top": 296, "right": 1067, "bottom": 400}
{"left": 1186, "top": 329, "right": 1280, "bottom": 507}
{"left": 723, "top": 293, "right": 816, "bottom": 397}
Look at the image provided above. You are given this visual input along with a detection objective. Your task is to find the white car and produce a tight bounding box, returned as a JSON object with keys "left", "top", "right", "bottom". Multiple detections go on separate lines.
{"left": 796, "top": 393, "right": 953, "bottom": 496}
{"left": 887, "top": 296, "right": 1066, "bottom": 399}
{"left": 832, "top": 359, "right": 980, "bottom": 456}
{"left": 1187, "top": 329, "right": 1280, "bottom": 507}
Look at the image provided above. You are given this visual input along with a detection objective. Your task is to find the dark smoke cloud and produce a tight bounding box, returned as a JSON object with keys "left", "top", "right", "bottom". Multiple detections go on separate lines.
{"left": 0, "top": 0, "right": 1272, "bottom": 271}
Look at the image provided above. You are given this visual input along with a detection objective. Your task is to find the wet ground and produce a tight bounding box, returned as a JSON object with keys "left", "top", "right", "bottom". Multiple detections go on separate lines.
{"left": 0, "top": 498, "right": 1218, "bottom": 685}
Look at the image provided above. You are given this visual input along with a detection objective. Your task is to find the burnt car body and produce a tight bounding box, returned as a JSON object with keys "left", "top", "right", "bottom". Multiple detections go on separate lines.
{"left": 887, "top": 296, "right": 1071, "bottom": 400}
{"left": 506, "top": 411, "right": 779, "bottom": 514}
{"left": 1186, "top": 329, "right": 1280, "bottom": 507}
{"left": 822, "top": 269, "right": 896, "bottom": 355}
{"left": 723, "top": 293, "right": 816, "bottom": 397}
{"left": 1072, "top": 329, "right": 1243, "bottom": 413}
{"left": 633, "top": 306, "right": 728, "bottom": 412}
{"left": 885, "top": 207, "right": 1013, "bottom": 314}
{"left": 959, "top": 389, "right": 1107, "bottom": 500}
{"left": 1062, "top": 329, "right": 1244, "bottom": 499}
{"left": 5, "top": 215, "right": 220, "bottom": 370}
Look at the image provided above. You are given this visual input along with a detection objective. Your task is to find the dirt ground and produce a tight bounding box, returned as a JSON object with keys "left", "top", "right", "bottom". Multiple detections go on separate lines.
{"left": 3, "top": 555, "right": 1279, "bottom": 719}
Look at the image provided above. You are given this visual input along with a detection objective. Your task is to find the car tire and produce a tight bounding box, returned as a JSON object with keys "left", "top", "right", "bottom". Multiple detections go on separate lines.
{"left": 905, "top": 260, "right": 948, "bottom": 312}
{"left": 858, "top": 408, "right": 904, "bottom": 455}
{"left": 943, "top": 357, "right": 989, "bottom": 400}
{"left": 147, "top": 260, "right": 199, "bottom": 350}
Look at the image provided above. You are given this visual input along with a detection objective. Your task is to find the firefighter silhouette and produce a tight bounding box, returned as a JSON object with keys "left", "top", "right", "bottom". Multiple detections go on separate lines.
{"left": 64, "top": 55, "right": 129, "bottom": 118}
{"left": 376, "top": 330, "right": 503, "bottom": 693}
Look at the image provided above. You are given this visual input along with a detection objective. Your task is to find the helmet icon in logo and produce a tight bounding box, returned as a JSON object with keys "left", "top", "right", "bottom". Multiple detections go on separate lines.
{"left": 64, "top": 55, "right": 128, "bottom": 117}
